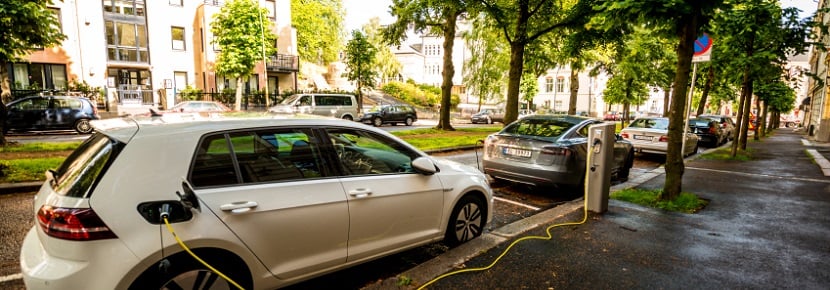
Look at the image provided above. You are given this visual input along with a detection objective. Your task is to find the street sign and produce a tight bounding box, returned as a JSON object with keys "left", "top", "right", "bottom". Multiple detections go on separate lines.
{"left": 693, "top": 33, "right": 712, "bottom": 63}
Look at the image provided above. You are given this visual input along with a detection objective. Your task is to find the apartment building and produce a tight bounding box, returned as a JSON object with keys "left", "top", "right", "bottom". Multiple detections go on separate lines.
{"left": 8, "top": 0, "right": 298, "bottom": 116}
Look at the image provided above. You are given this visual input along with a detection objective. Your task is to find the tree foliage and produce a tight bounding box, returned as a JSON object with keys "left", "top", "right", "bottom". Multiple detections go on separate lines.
{"left": 291, "top": 0, "right": 346, "bottom": 64}
{"left": 0, "top": 0, "right": 66, "bottom": 145}
{"left": 463, "top": 15, "right": 509, "bottom": 110}
{"left": 211, "top": 0, "right": 278, "bottom": 110}
{"left": 343, "top": 30, "right": 378, "bottom": 110}
{"left": 362, "top": 17, "right": 402, "bottom": 85}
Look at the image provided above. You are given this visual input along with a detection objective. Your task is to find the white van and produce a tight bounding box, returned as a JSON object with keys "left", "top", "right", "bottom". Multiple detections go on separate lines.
{"left": 268, "top": 93, "right": 358, "bottom": 120}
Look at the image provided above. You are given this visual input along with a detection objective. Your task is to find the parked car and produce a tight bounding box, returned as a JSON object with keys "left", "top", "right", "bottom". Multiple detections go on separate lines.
{"left": 482, "top": 115, "right": 635, "bottom": 188}
{"left": 20, "top": 116, "right": 493, "bottom": 290}
{"left": 167, "top": 100, "right": 230, "bottom": 113}
{"left": 620, "top": 117, "right": 699, "bottom": 156}
{"left": 698, "top": 114, "right": 736, "bottom": 141}
{"left": 471, "top": 108, "right": 505, "bottom": 124}
{"left": 603, "top": 111, "right": 620, "bottom": 121}
{"left": 359, "top": 104, "right": 418, "bottom": 126}
{"left": 268, "top": 93, "right": 358, "bottom": 120}
{"left": 4, "top": 95, "right": 99, "bottom": 134}
{"left": 688, "top": 117, "right": 727, "bottom": 147}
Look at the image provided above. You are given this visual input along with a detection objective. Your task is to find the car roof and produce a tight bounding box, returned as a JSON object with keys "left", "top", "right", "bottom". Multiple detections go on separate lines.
{"left": 91, "top": 115, "right": 375, "bottom": 144}
{"left": 520, "top": 114, "right": 594, "bottom": 123}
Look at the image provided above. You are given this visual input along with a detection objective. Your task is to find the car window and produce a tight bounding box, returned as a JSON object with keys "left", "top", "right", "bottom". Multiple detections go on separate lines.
{"left": 191, "top": 129, "right": 322, "bottom": 187}
{"left": 503, "top": 118, "right": 573, "bottom": 139}
{"left": 55, "top": 98, "right": 83, "bottom": 109}
{"left": 16, "top": 98, "right": 50, "bottom": 110}
{"left": 629, "top": 118, "right": 669, "bottom": 130}
{"left": 53, "top": 133, "right": 123, "bottom": 198}
{"left": 325, "top": 128, "right": 421, "bottom": 176}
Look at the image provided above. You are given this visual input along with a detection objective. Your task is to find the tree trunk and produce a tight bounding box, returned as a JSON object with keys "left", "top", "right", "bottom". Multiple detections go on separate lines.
{"left": 696, "top": 65, "right": 714, "bottom": 116}
{"left": 661, "top": 13, "right": 698, "bottom": 201}
{"left": 568, "top": 68, "right": 579, "bottom": 115}
{"left": 504, "top": 41, "right": 526, "bottom": 125}
{"left": 436, "top": 10, "right": 460, "bottom": 131}
{"left": 0, "top": 61, "right": 10, "bottom": 146}
{"left": 739, "top": 86, "right": 753, "bottom": 150}
{"left": 759, "top": 100, "right": 767, "bottom": 138}
{"left": 754, "top": 97, "right": 762, "bottom": 140}
{"left": 234, "top": 78, "right": 244, "bottom": 111}
{"left": 731, "top": 82, "right": 747, "bottom": 157}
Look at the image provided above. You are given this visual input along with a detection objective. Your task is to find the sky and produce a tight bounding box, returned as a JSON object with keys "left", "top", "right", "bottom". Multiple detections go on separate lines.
{"left": 342, "top": 0, "right": 394, "bottom": 32}
{"left": 341, "top": 0, "right": 820, "bottom": 32}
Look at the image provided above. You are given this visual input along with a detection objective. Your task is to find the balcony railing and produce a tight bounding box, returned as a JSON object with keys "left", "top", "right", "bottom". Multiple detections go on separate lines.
{"left": 266, "top": 54, "right": 300, "bottom": 72}
{"left": 203, "top": 0, "right": 223, "bottom": 6}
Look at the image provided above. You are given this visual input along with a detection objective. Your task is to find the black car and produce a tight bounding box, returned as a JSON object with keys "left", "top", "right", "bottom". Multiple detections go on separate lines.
{"left": 688, "top": 117, "right": 727, "bottom": 147}
{"left": 359, "top": 104, "right": 418, "bottom": 126}
{"left": 4, "top": 95, "right": 100, "bottom": 134}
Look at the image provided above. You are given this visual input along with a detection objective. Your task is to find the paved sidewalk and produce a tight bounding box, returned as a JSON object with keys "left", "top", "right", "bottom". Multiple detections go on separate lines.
{"left": 366, "top": 128, "right": 830, "bottom": 289}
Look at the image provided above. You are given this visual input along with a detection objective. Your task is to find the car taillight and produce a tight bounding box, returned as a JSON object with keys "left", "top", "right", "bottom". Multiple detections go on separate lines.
{"left": 658, "top": 135, "right": 669, "bottom": 142}
{"left": 541, "top": 146, "right": 571, "bottom": 156}
{"left": 709, "top": 126, "right": 718, "bottom": 134}
{"left": 37, "top": 205, "right": 117, "bottom": 241}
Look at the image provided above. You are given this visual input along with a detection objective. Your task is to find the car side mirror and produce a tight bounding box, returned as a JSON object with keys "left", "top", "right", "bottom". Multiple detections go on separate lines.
{"left": 411, "top": 157, "right": 438, "bottom": 175}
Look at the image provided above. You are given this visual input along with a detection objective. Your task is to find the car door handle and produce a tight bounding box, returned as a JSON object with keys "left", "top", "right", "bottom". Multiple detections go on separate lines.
{"left": 220, "top": 201, "right": 258, "bottom": 213}
{"left": 349, "top": 188, "right": 372, "bottom": 198}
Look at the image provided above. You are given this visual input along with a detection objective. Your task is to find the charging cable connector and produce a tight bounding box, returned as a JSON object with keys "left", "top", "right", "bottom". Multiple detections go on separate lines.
{"left": 160, "top": 203, "right": 172, "bottom": 220}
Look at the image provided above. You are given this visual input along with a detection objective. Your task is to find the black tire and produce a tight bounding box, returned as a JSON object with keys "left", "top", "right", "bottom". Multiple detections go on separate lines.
{"left": 372, "top": 117, "right": 383, "bottom": 127}
{"left": 342, "top": 115, "right": 353, "bottom": 121}
{"left": 405, "top": 117, "right": 414, "bottom": 126}
{"left": 74, "top": 119, "right": 93, "bottom": 134}
{"left": 618, "top": 150, "right": 633, "bottom": 181}
{"left": 444, "top": 195, "right": 486, "bottom": 247}
{"left": 131, "top": 252, "right": 252, "bottom": 290}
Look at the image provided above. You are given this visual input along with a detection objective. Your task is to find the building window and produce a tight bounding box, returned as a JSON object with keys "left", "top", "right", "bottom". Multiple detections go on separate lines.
{"left": 102, "top": 0, "right": 145, "bottom": 17}
{"left": 9, "top": 63, "right": 68, "bottom": 90}
{"left": 106, "top": 20, "right": 149, "bottom": 62}
{"left": 169, "top": 0, "right": 183, "bottom": 5}
{"left": 265, "top": 0, "right": 276, "bottom": 20}
{"left": 554, "top": 100, "right": 563, "bottom": 110}
{"left": 545, "top": 77, "right": 553, "bottom": 93}
{"left": 555, "top": 76, "right": 566, "bottom": 93}
{"left": 217, "top": 75, "right": 258, "bottom": 93}
{"left": 171, "top": 26, "right": 185, "bottom": 51}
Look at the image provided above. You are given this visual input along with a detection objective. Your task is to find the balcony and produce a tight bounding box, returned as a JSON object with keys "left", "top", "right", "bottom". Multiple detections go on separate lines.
{"left": 267, "top": 54, "right": 299, "bottom": 73}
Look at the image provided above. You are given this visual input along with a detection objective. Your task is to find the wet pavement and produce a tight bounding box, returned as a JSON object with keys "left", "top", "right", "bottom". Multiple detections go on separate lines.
{"left": 365, "top": 128, "right": 830, "bottom": 289}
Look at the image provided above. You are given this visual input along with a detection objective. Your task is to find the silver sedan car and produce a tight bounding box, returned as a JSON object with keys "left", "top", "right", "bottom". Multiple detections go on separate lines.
{"left": 620, "top": 117, "right": 700, "bottom": 156}
{"left": 482, "top": 115, "right": 635, "bottom": 188}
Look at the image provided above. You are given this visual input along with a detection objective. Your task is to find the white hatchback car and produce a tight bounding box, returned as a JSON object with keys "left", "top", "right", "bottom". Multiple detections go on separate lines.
{"left": 20, "top": 116, "right": 493, "bottom": 289}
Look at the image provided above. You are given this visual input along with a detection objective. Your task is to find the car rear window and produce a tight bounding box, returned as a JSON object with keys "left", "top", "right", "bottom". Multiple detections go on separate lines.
{"left": 629, "top": 118, "right": 669, "bottom": 130}
{"left": 52, "top": 133, "right": 123, "bottom": 198}
{"left": 502, "top": 118, "right": 574, "bottom": 139}
{"left": 690, "top": 119, "right": 711, "bottom": 127}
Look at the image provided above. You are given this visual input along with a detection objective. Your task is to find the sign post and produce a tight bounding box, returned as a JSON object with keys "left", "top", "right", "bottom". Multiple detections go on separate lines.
{"left": 684, "top": 33, "right": 713, "bottom": 154}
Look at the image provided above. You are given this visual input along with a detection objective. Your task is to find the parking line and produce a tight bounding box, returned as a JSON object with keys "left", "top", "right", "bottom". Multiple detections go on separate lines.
{"left": 493, "top": 196, "right": 541, "bottom": 211}
{"left": 0, "top": 273, "right": 22, "bottom": 283}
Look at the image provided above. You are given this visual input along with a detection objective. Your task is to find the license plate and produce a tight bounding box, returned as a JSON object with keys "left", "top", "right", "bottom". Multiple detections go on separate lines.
{"left": 633, "top": 135, "right": 652, "bottom": 141}
{"left": 502, "top": 147, "right": 531, "bottom": 158}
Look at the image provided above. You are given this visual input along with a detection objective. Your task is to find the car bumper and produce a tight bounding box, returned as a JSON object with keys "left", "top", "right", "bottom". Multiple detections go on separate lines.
{"left": 20, "top": 227, "right": 139, "bottom": 290}
{"left": 482, "top": 158, "right": 583, "bottom": 187}
{"left": 629, "top": 141, "right": 668, "bottom": 155}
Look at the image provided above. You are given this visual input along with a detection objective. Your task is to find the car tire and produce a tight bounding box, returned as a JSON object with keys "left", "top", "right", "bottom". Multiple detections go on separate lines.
{"left": 372, "top": 117, "right": 383, "bottom": 127}
{"left": 618, "top": 150, "right": 634, "bottom": 181}
{"left": 74, "top": 119, "right": 93, "bottom": 134}
{"left": 444, "top": 195, "right": 486, "bottom": 247}
{"left": 342, "top": 115, "right": 353, "bottom": 121}
{"left": 405, "top": 117, "right": 414, "bottom": 126}
{"left": 131, "top": 251, "right": 252, "bottom": 290}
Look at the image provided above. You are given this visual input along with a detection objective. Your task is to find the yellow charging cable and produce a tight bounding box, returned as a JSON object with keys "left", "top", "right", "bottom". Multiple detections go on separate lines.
{"left": 417, "top": 141, "right": 596, "bottom": 290}
{"left": 163, "top": 217, "right": 245, "bottom": 290}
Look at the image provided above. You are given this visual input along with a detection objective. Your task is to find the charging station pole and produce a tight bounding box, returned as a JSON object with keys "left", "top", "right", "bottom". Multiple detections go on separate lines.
{"left": 586, "top": 123, "right": 615, "bottom": 213}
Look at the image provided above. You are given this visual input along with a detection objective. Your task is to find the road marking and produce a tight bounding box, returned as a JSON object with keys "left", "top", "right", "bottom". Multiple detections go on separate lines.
{"left": 0, "top": 273, "right": 22, "bottom": 283}
{"left": 493, "top": 196, "right": 541, "bottom": 211}
{"left": 686, "top": 167, "right": 830, "bottom": 184}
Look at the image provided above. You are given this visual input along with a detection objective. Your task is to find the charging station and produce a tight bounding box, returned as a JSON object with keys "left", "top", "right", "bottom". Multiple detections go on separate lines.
{"left": 586, "top": 123, "right": 615, "bottom": 213}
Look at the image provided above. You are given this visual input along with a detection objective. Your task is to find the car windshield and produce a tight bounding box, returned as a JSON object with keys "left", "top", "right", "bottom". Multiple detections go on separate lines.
{"left": 501, "top": 118, "right": 574, "bottom": 140}
{"left": 52, "top": 133, "right": 123, "bottom": 198}
{"left": 280, "top": 94, "right": 301, "bottom": 105}
{"left": 690, "top": 119, "right": 712, "bottom": 127}
{"left": 628, "top": 118, "right": 669, "bottom": 130}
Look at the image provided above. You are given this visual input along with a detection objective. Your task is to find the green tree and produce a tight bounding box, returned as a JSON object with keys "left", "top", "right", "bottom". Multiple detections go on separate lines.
{"left": 343, "top": 30, "right": 378, "bottom": 111}
{"left": 211, "top": 0, "right": 277, "bottom": 111}
{"left": 712, "top": 1, "right": 812, "bottom": 156}
{"left": 384, "top": 0, "right": 469, "bottom": 130}
{"left": 478, "top": 0, "right": 598, "bottom": 125}
{"left": 291, "top": 0, "right": 346, "bottom": 64}
{"left": 362, "top": 17, "right": 402, "bottom": 85}
{"left": 594, "top": 0, "right": 729, "bottom": 200}
{"left": 0, "top": 0, "right": 66, "bottom": 145}
{"left": 464, "top": 16, "right": 510, "bottom": 111}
